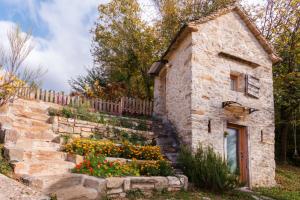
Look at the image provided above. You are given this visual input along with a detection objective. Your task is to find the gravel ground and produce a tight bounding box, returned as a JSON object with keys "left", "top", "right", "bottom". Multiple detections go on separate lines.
{"left": 0, "top": 174, "right": 49, "bottom": 200}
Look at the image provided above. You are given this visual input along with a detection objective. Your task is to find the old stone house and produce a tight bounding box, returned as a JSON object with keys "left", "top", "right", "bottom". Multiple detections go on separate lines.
{"left": 148, "top": 5, "right": 281, "bottom": 187}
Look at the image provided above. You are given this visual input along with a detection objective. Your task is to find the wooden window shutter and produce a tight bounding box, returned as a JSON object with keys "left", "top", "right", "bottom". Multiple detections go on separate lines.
{"left": 245, "top": 74, "right": 260, "bottom": 98}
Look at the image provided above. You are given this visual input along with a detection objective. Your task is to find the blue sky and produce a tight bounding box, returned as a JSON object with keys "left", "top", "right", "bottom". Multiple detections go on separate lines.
{"left": 0, "top": 0, "right": 263, "bottom": 92}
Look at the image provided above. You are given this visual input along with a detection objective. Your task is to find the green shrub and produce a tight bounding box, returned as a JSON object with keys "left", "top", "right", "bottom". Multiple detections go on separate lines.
{"left": 0, "top": 144, "right": 13, "bottom": 177}
{"left": 61, "top": 107, "right": 75, "bottom": 118}
{"left": 139, "top": 160, "right": 174, "bottom": 176}
{"left": 126, "top": 189, "right": 144, "bottom": 199}
{"left": 178, "top": 145, "right": 238, "bottom": 192}
{"left": 48, "top": 107, "right": 61, "bottom": 116}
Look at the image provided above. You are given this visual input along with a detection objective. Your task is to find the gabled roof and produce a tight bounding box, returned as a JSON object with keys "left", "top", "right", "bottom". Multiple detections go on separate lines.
{"left": 148, "top": 4, "right": 281, "bottom": 76}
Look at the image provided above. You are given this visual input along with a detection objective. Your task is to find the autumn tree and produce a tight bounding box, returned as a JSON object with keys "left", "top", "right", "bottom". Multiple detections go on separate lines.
{"left": 0, "top": 26, "right": 44, "bottom": 107}
{"left": 77, "top": 0, "right": 161, "bottom": 100}
{"left": 153, "top": 0, "right": 237, "bottom": 47}
{"left": 256, "top": 0, "right": 300, "bottom": 162}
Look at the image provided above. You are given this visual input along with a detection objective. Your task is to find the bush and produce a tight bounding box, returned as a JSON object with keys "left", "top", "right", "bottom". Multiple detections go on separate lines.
{"left": 178, "top": 145, "right": 238, "bottom": 192}
{"left": 65, "top": 138, "right": 163, "bottom": 160}
{"left": 0, "top": 144, "right": 13, "bottom": 177}
{"left": 73, "top": 154, "right": 139, "bottom": 177}
{"left": 139, "top": 160, "right": 174, "bottom": 176}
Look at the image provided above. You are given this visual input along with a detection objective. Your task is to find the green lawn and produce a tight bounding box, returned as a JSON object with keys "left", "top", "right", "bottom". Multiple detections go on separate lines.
{"left": 124, "top": 188, "right": 257, "bottom": 200}
{"left": 254, "top": 164, "right": 300, "bottom": 200}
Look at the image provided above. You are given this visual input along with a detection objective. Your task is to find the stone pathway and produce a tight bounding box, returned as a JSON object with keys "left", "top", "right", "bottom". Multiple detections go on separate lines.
{"left": 0, "top": 174, "right": 48, "bottom": 200}
{"left": 0, "top": 99, "right": 98, "bottom": 199}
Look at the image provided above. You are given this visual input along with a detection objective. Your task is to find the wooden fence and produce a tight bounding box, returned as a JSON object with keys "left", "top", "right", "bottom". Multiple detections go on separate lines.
{"left": 16, "top": 87, "right": 153, "bottom": 116}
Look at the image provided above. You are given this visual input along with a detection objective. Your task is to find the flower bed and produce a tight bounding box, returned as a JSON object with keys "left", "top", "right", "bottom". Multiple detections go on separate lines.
{"left": 65, "top": 138, "right": 163, "bottom": 160}
{"left": 73, "top": 155, "right": 139, "bottom": 177}
{"left": 72, "top": 154, "right": 174, "bottom": 178}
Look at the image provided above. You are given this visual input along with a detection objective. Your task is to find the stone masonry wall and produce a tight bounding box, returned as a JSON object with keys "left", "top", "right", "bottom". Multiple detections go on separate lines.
{"left": 190, "top": 12, "right": 276, "bottom": 187}
{"left": 161, "top": 34, "right": 193, "bottom": 146}
{"left": 51, "top": 116, "right": 155, "bottom": 142}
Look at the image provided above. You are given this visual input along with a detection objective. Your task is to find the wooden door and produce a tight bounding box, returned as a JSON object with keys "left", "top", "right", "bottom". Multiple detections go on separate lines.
{"left": 227, "top": 124, "right": 249, "bottom": 184}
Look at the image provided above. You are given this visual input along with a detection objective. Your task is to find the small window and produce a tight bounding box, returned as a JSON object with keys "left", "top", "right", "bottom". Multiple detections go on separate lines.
{"left": 230, "top": 74, "right": 238, "bottom": 91}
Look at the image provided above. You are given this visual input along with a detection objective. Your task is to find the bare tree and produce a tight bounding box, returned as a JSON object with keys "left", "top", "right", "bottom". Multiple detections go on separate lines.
{"left": 0, "top": 26, "right": 45, "bottom": 107}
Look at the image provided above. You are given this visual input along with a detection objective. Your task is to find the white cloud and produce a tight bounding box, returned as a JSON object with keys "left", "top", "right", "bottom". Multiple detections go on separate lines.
{"left": 0, "top": 0, "right": 101, "bottom": 92}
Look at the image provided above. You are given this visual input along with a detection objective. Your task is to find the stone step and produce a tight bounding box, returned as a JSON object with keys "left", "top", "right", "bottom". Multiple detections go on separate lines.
{"left": 21, "top": 174, "right": 102, "bottom": 200}
{"left": 13, "top": 160, "right": 75, "bottom": 177}
{"left": 6, "top": 139, "right": 61, "bottom": 151}
{"left": 23, "top": 150, "right": 67, "bottom": 162}
{"left": 4, "top": 147, "right": 66, "bottom": 162}
{"left": 21, "top": 174, "right": 84, "bottom": 192}
{"left": 165, "top": 152, "right": 179, "bottom": 163}
{"left": 156, "top": 137, "right": 177, "bottom": 146}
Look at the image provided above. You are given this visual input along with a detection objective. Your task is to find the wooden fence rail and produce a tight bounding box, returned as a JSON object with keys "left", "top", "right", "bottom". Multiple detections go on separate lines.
{"left": 16, "top": 88, "right": 153, "bottom": 116}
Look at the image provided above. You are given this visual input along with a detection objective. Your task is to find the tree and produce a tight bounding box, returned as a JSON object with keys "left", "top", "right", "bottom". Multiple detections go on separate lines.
{"left": 89, "top": 0, "right": 161, "bottom": 100}
{"left": 0, "top": 26, "right": 44, "bottom": 107}
{"left": 255, "top": 0, "right": 300, "bottom": 162}
{"left": 153, "top": 0, "right": 237, "bottom": 46}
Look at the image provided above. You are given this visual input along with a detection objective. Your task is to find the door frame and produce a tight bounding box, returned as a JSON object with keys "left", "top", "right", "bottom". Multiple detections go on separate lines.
{"left": 227, "top": 123, "right": 249, "bottom": 185}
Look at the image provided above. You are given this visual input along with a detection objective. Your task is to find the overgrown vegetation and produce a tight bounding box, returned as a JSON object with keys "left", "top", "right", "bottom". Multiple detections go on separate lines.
{"left": 178, "top": 145, "right": 238, "bottom": 193}
{"left": 48, "top": 104, "right": 151, "bottom": 132}
{"left": 0, "top": 144, "right": 13, "bottom": 177}
{"left": 254, "top": 165, "right": 300, "bottom": 200}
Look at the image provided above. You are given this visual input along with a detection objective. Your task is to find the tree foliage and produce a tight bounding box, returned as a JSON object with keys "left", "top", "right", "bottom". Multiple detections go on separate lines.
{"left": 255, "top": 0, "right": 300, "bottom": 162}
{"left": 153, "top": 0, "right": 237, "bottom": 46}
{"left": 83, "top": 0, "right": 161, "bottom": 100}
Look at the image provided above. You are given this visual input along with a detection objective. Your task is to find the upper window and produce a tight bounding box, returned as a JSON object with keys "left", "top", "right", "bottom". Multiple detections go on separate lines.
{"left": 230, "top": 74, "right": 238, "bottom": 91}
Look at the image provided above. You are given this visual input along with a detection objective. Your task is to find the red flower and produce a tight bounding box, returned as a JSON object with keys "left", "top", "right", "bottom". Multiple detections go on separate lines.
{"left": 89, "top": 167, "right": 93, "bottom": 173}
{"left": 75, "top": 164, "right": 82, "bottom": 169}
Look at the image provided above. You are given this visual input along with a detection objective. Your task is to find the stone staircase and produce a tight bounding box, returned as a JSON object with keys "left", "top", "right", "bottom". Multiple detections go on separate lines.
{"left": 152, "top": 118, "right": 182, "bottom": 172}
{"left": 0, "top": 99, "right": 99, "bottom": 199}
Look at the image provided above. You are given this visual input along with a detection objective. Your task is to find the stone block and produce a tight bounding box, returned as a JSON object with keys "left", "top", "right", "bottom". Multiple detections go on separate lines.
{"left": 123, "top": 178, "right": 131, "bottom": 191}
{"left": 4, "top": 147, "right": 24, "bottom": 162}
{"left": 68, "top": 118, "right": 75, "bottom": 123}
{"left": 81, "top": 132, "right": 93, "bottom": 138}
{"left": 83, "top": 176, "right": 107, "bottom": 197}
{"left": 107, "top": 187, "right": 123, "bottom": 195}
{"left": 73, "top": 127, "right": 81, "bottom": 134}
{"left": 153, "top": 177, "right": 168, "bottom": 190}
{"left": 2, "top": 129, "right": 19, "bottom": 143}
{"left": 131, "top": 183, "right": 155, "bottom": 190}
{"left": 167, "top": 176, "right": 181, "bottom": 187}
{"left": 81, "top": 127, "right": 92, "bottom": 132}
{"left": 46, "top": 174, "right": 83, "bottom": 191}
{"left": 66, "top": 154, "right": 84, "bottom": 165}
{"left": 178, "top": 175, "right": 188, "bottom": 190}
{"left": 106, "top": 177, "right": 124, "bottom": 189}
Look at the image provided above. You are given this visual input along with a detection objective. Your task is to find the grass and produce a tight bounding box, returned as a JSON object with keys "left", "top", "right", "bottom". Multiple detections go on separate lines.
{"left": 0, "top": 144, "right": 14, "bottom": 178}
{"left": 254, "top": 164, "right": 300, "bottom": 200}
{"left": 123, "top": 189, "right": 256, "bottom": 200}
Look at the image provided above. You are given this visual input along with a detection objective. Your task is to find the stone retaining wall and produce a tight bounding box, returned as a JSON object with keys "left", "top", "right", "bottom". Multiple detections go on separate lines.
{"left": 50, "top": 116, "right": 155, "bottom": 142}
{"left": 28, "top": 173, "right": 188, "bottom": 199}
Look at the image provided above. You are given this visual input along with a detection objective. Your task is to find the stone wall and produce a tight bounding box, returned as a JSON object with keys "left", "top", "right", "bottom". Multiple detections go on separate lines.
{"left": 190, "top": 11, "right": 276, "bottom": 187}
{"left": 26, "top": 173, "right": 188, "bottom": 199}
{"left": 154, "top": 34, "right": 193, "bottom": 146}
{"left": 50, "top": 116, "right": 155, "bottom": 143}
